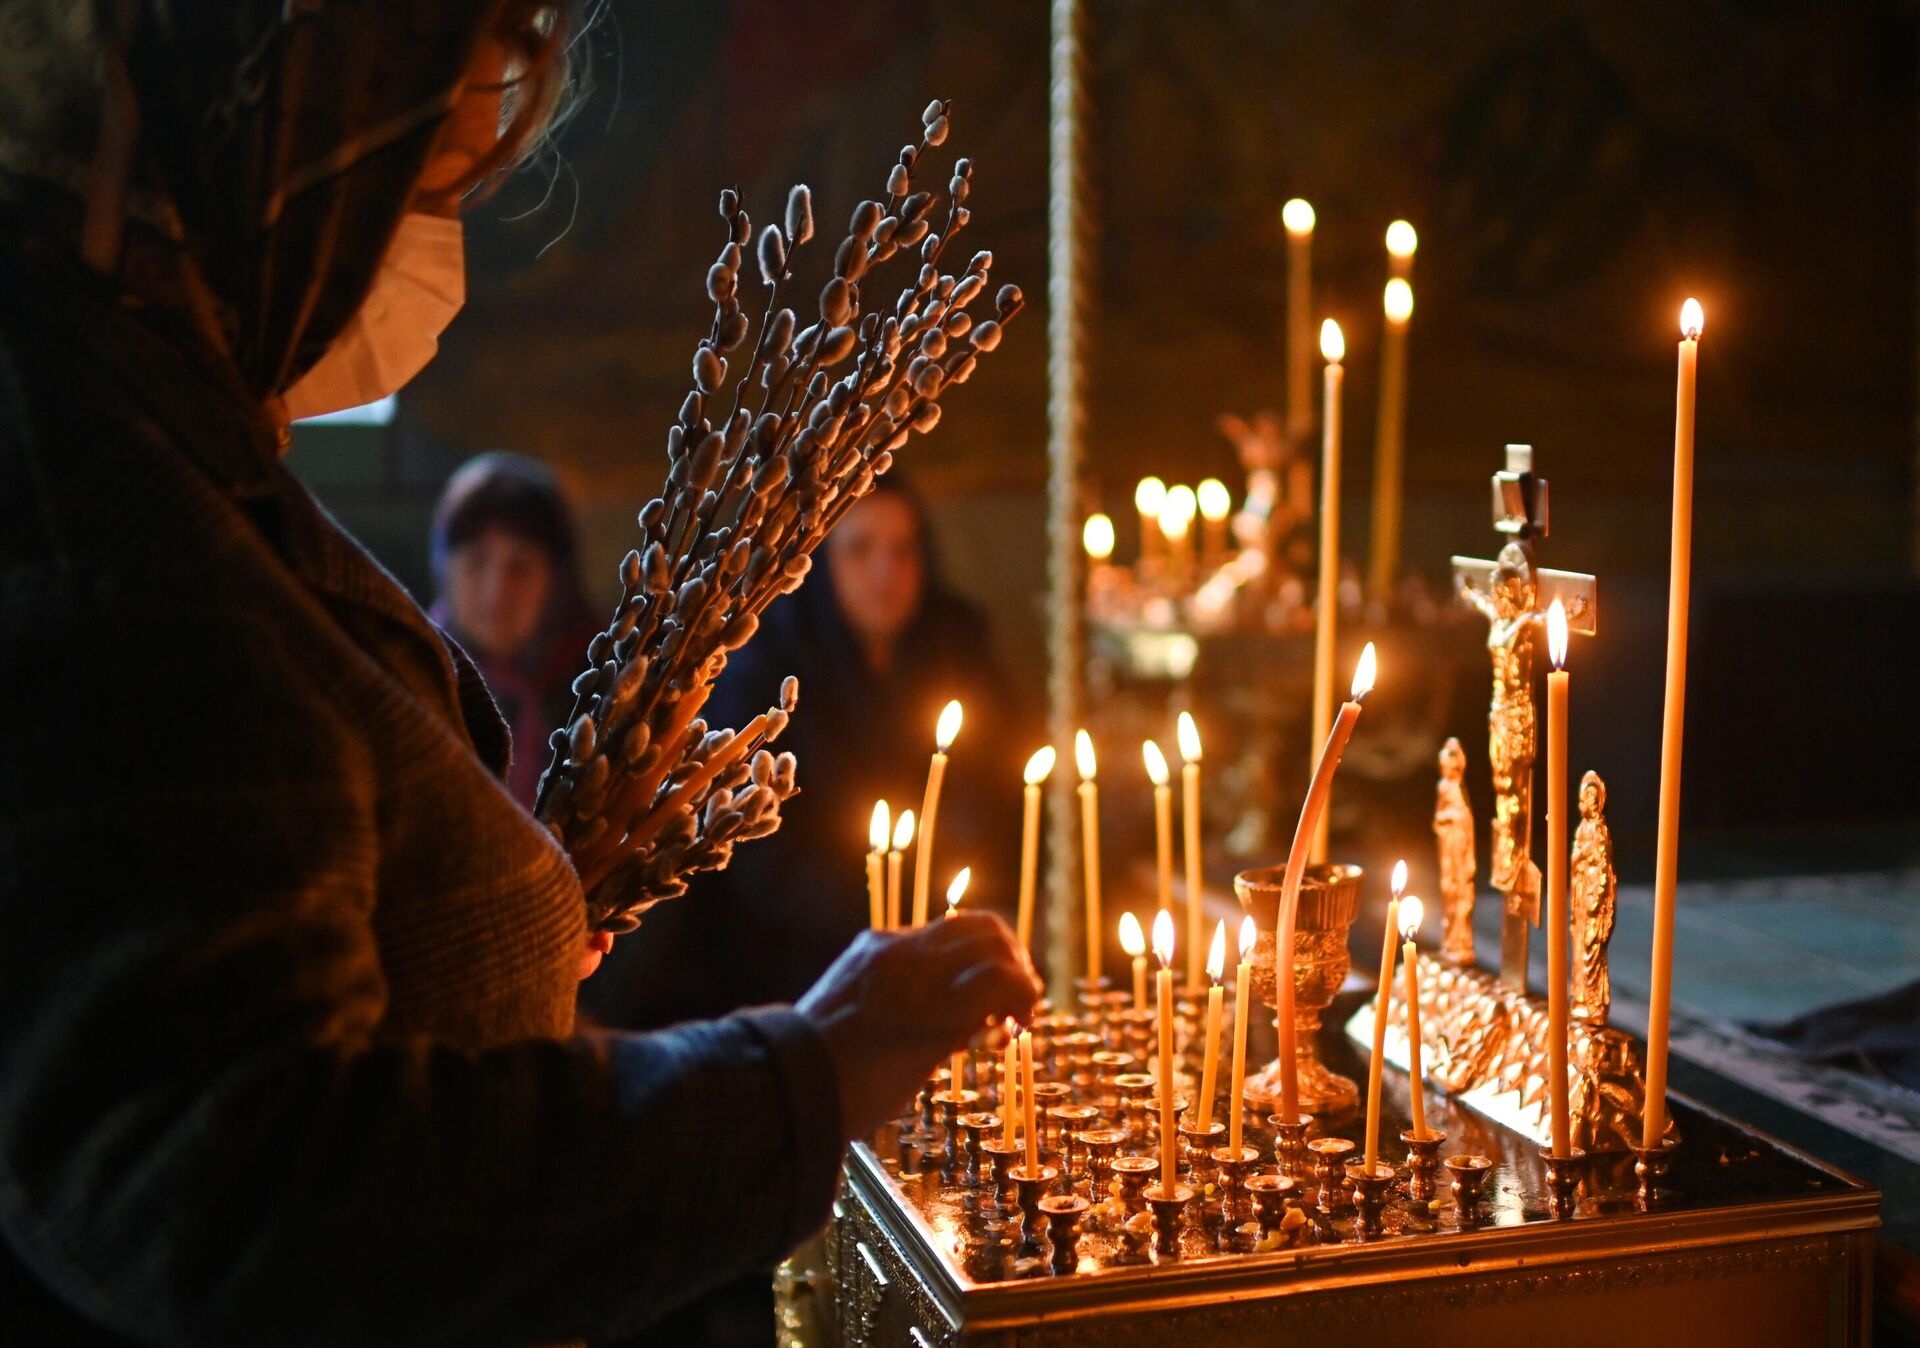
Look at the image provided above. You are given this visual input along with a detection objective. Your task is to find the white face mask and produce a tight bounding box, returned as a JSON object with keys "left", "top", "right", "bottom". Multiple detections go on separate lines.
{"left": 282, "top": 212, "right": 467, "bottom": 421}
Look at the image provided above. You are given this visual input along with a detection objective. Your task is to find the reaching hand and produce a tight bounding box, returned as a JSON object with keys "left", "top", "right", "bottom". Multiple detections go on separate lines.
{"left": 797, "top": 912, "right": 1042, "bottom": 1139}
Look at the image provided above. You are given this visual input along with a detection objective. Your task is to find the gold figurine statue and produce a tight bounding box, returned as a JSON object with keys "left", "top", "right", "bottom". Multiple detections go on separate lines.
{"left": 1570, "top": 769, "right": 1617, "bottom": 1026}
{"left": 1434, "top": 737, "right": 1477, "bottom": 966}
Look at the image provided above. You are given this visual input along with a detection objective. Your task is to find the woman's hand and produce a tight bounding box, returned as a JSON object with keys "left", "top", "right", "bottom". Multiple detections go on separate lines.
{"left": 579, "top": 929, "right": 615, "bottom": 980}
{"left": 796, "top": 912, "right": 1042, "bottom": 1139}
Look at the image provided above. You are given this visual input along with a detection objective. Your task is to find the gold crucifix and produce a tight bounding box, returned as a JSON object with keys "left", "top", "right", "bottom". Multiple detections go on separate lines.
{"left": 1452, "top": 444, "right": 1596, "bottom": 994}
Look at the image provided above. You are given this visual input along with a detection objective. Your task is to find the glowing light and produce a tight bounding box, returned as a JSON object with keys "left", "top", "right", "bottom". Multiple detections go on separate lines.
{"left": 1206, "top": 919, "right": 1228, "bottom": 984}
{"left": 1398, "top": 895, "right": 1425, "bottom": 941}
{"left": 1082, "top": 513, "right": 1115, "bottom": 561}
{"left": 1238, "top": 915, "right": 1258, "bottom": 961}
{"left": 1176, "top": 711, "right": 1202, "bottom": 764}
{"left": 1384, "top": 278, "right": 1413, "bottom": 324}
{"left": 1119, "top": 910, "right": 1146, "bottom": 957}
{"left": 1151, "top": 908, "right": 1175, "bottom": 967}
{"left": 1390, "top": 859, "right": 1409, "bottom": 899}
{"left": 1142, "top": 739, "right": 1170, "bottom": 787}
{"left": 1386, "top": 219, "right": 1418, "bottom": 259}
{"left": 891, "top": 807, "right": 916, "bottom": 853}
{"left": 1319, "top": 318, "right": 1345, "bottom": 363}
{"left": 1282, "top": 198, "right": 1316, "bottom": 236}
{"left": 1680, "top": 297, "right": 1704, "bottom": 340}
{"left": 935, "top": 699, "right": 963, "bottom": 752}
{"left": 1134, "top": 476, "right": 1168, "bottom": 516}
{"left": 1074, "top": 729, "right": 1097, "bottom": 781}
{"left": 1157, "top": 502, "right": 1192, "bottom": 544}
{"left": 1547, "top": 597, "right": 1569, "bottom": 670}
{"left": 868, "top": 799, "right": 891, "bottom": 852}
{"left": 1023, "top": 745, "right": 1057, "bottom": 786}
{"left": 1351, "top": 641, "right": 1378, "bottom": 699}
{"left": 946, "top": 867, "right": 972, "bottom": 910}
{"left": 1196, "top": 478, "right": 1232, "bottom": 523}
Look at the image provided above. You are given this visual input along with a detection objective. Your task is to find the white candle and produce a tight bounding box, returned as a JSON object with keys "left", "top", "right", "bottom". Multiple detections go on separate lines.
{"left": 911, "top": 699, "right": 963, "bottom": 926}
{"left": 1644, "top": 298, "right": 1703, "bottom": 1149}
{"left": 1016, "top": 747, "right": 1055, "bottom": 954}
{"left": 1195, "top": 920, "right": 1227, "bottom": 1132}
{"left": 1178, "top": 712, "right": 1205, "bottom": 988}
{"left": 1310, "top": 318, "right": 1345, "bottom": 864}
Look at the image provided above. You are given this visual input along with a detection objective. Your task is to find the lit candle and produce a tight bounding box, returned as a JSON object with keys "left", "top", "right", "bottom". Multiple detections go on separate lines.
{"left": 946, "top": 868, "right": 973, "bottom": 1095}
{"left": 1119, "top": 910, "right": 1148, "bottom": 1011}
{"left": 1083, "top": 512, "right": 1115, "bottom": 566}
{"left": 1282, "top": 198, "right": 1316, "bottom": 445}
{"left": 1075, "top": 730, "right": 1104, "bottom": 982}
{"left": 1644, "top": 298, "right": 1702, "bottom": 1150}
{"left": 1310, "top": 317, "right": 1346, "bottom": 864}
{"left": 1196, "top": 478, "right": 1232, "bottom": 570}
{"left": 1134, "top": 476, "right": 1167, "bottom": 568}
{"left": 887, "top": 808, "right": 915, "bottom": 930}
{"left": 1368, "top": 277, "right": 1413, "bottom": 607}
{"left": 1363, "top": 866, "right": 1406, "bottom": 1173}
{"left": 1020, "top": 1026, "right": 1038, "bottom": 1172}
{"left": 1177, "top": 711, "right": 1205, "bottom": 988}
{"left": 1195, "top": 919, "right": 1228, "bottom": 1131}
{"left": 1546, "top": 599, "right": 1572, "bottom": 1155}
{"left": 1152, "top": 908, "right": 1178, "bottom": 1197}
{"left": 1143, "top": 739, "right": 1174, "bottom": 927}
{"left": 1159, "top": 484, "right": 1197, "bottom": 586}
{"left": 1275, "top": 642, "right": 1377, "bottom": 1123}
{"left": 866, "top": 800, "right": 890, "bottom": 931}
{"left": 1227, "top": 916, "right": 1257, "bottom": 1155}
{"left": 1399, "top": 894, "right": 1429, "bottom": 1141}
{"left": 1016, "top": 746, "right": 1056, "bottom": 954}
{"left": 911, "top": 699, "right": 963, "bottom": 926}
{"left": 1001, "top": 1019, "right": 1018, "bottom": 1145}
{"left": 1385, "top": 218, "right": 1417, "bottom": 282}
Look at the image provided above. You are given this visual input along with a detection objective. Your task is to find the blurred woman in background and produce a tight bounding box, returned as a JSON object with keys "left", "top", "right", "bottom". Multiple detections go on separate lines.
{"left": 429, "top": 451, "right": 600, "bottom": 807}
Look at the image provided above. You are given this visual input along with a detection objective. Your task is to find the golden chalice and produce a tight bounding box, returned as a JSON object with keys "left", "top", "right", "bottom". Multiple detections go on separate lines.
{"left": 1236, "top": 862, "right": 1363, "bottom": 1116}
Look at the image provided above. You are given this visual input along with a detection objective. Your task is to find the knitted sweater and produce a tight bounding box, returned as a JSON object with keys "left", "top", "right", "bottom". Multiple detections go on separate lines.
{"left": 0, "top": 247, "right": 841, "bottom": 1346}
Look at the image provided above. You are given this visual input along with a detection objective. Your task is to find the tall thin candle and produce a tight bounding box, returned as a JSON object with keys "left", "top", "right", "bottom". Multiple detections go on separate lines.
{"left": 1275, "top": 643, "right": 1377, "bottom": 1123}
{"left": 1644, "top": 298, "right": 1703, "bottom": 1150}
{"left": 1369, "top": 278, "right": 1413, "bottom": 607}
{"left": 1119, "top": 911, "right": 1148, "bottom": 1011}
{"left": 1385, "top": 219, "right": 1417, "bottom": 282}
{"left": 1282, "top": 198, "right": 1316, "bottom": 445}
{"left": 886, "top": 808, "right": 915, "bottom": 930}
{"left": 1178, "top": 712, "right": 1205, "bottom": 988}
{"left": 1152, "top": 908, "right": 1177, "bottom": 1197}
{"left": 1310, "top": 318, "right": 1346, "bottom": 863}
{"left": 911, "top": 700, "right": 963, "bottom": 926}
{"left": 1399, "top": 895, "right": 1428, "bottom": 1140}
{"left": 1001, "top": 1021, "right": 1018, "bottom": 1146}
{"left": 1134, "top": 477, "right": 1167, "bottom": 570}
{"left": 1075, "top": 730, "right": 1104, "bottom": 982}
{"left": 1016, "top": 747, "right": 1055, "bottom": 954}
{"left": 1228, "top": 916, "right": 1257, "bottom": 1155}
{"left": 866, "top": 800, "right": 890, "bottom": 931}
{"left": 1020, "top": 1028, "right": 1038, "bottom": 1172}
{"left": 1546, "top": 599, "right": 1573, "bottom": 1157}
{"left": 1363, "top": 871, "right": 1405, "bottom": 1173}
{"left": 1144, "top": 740, "right": 1174, "bottom": 925}
{"left": 946, "top": 869, "right": 972, "bottom": 1095}
{"left": 1195, "top": 920, "right": 1227, "bottom": 1131}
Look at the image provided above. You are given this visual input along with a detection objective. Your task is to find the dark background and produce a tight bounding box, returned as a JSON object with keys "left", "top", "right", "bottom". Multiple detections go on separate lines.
{"left": 292, "top": 0, "right": 1920, "bottom": 880}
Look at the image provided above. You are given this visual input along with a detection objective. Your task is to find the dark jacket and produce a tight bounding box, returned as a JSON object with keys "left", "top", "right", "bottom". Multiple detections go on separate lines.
{"left": 583, "top": 528, "right": 1026, "bottom": 1030}
{"left": 0, "top": 247, "right": 840, "bottom": 1346}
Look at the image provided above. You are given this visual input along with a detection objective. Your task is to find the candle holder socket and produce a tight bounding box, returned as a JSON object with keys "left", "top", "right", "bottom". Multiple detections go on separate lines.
{"left": 1049, "top": 1105, "right": 1103, "bottom": 1178}
{"left": 1010, "top": 1163, "right": 1061, "bottom": 1255}
{"left": 934, "top": 1089, "right": 979, "bottom": 1175}
{"left": 1113, "top": 1072, "right": 1157, "bottom": 1139}
{"left": 957, "top": 1111, "right": 997, "bottom": 1185}
{"left": 1146, "top": 1183, "right": 1194, "bottom": 1258}
{"left": 1178, "top": 1121, "right": 1227, "bottom": 1186}
{"left": 1539, "top": 1146, "right": 1589, "bottom": 1220}
{"left": 1211, "top": 1144, "right": 1261, "bottom": 1231}
{"left": 1057, "top": 1030, "right": 1102, "bottom": 1091}
{"left": 1345, "top": 1160, "right": 1396, "bottom": 1239}
{"left": 1080, "top": 1127, "right": 1127, "bottom": 1198}
{"left": 1307, "top": 1136, "right": 1356, "bottom": 1213}
{"left": 1030, "top": 1081, "right": 1073, "bottom": 1149}
{"left": 1111, "top": 1155, "right": 1159, "bottom": 1216}
{"left": 1246, "top": 1173, "right": 1302, "bottom": 1243}
{"left": 980, "top": 1138, "right": 1022, "bottom": 1205}
{"left": 1268, "top": 1112, "right": 1313, "bottom": 1181}
{"left": 1071, "top": 976, "right": 1112, "bottom": 1026}
{"left": 1444, "top": 1154, "right": 1494, "bottom": 1223}
{"left": 1632, "top": 1137, "right": 1679, "bottom": 1207}
{"left": 1037, "top": 1193, "right": 1090, "bottom": 1274}
{"left": 1400, "top": 1127, "right": 1446, "bottom": 1203}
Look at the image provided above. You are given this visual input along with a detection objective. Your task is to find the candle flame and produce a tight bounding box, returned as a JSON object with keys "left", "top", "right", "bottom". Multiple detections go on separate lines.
{"left": 1680, "top": 297, "right": 1704, "bottom": 340}
{"left": 869, "top": 799, "right": 891, "bottom": 852}
{"left": 1165, "top": 483, "right": 1196, "bottom": 524}
{"left": 1319, "top": 318, "right": 1345, "bottom": 363}
{"left": 1134, "top": 475, "right": 1167, "bottom": 516}
{"left": 1385, "top": 219, "right": 1418, "bottom": 259}
{"left": 1547, "top": 597, "right": 1569, "bottom": 669}
{"left": 1151, "top": 907, "right": 1175, "bottom": 967}
{"left": 1082, "top": 512, "right": 1115, "bottom": 561}
{"left": 1118, "top": 910, "right": 1146, "bottom": 957}
{"left": 1196, "top": 478, "right": 1232, "bottom": 523}
{"left": 1141, "top": 739, "right": 1170, "bottom": 787}
{"left": 1398, "top": 895, "right": 1424, "bottom": 941}
{"left": 946, "top": 867, "right": 971, "bottom": 910}
{"left": 1157, "top": 502, "right": 1191, "bottom": 544}
{"left": 935, "top": 698, "right": 963, "bottom": 751}
{"left": 1074, "top": 729, "right": 1097, "bottom": 781}
{"left": 1023, "top": 744, "right": 1057, "bottom": 785}
{"left": 1239, "top": 915, "right": 1258, "bottom": 961}
{"left": 1206, "top": 918, "right": 1228, "bottom": 984}
{"left": 1176, "top": 710, "right": 1202, "bottom": 764}
{"left": 1383, "top": 277, "right": 1413, "bottom": 324}
{"left": 1350, "top": 641, "right": 1378, "bottom": 700}
{"left": 891, "top": 807, "right": 916, "bottom": 852}
{"left": 1390, "top": 858, "right": 1408, "bottom": 899}
{"left": 1282, "top": 197, "right": 1316, "bottom": 236}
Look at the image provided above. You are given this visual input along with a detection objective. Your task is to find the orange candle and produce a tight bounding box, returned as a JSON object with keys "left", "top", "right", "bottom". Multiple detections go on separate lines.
{"left": 1227, "top": 916, "right": 1256, "bottom": 1155}
{"left": 1019, "top": 1028, "right": 1038, "bottom": 1171}
{"left": 1400, "top": 895, "right": 1428, "bottom": 1140}
{"left": 886, "top": 808, "right": 914, "bottom": 930}
{"left": 1001, "top": 1021, "right": 1018, "bottom": 1146}
{"left": 1178, "top": 712, "right": 1205, "bottom": 988}
{"left": 1369, "top": 277, "right": 1413, "bottom": 607}
{"left": 1195, "top": 920, "right": 1227, "bottom": 1131}
{"left": 1644, "top": 298, "right": 1703, "bottom": 1150}
{"left": 946, "top": 869, "right": 972, "bottom": 1095}
{"left": 1144, "top": 740, "right": 1174, "bottom": 923}
{"left": 1016, "top": 747, "right": 1055, "bottom": 952}
{"left": 1282, "top": 198, "right": 1315, "bottom": 445}
{"left": 1310, "top": 318, "right": 1346, "bottom": 863}
{"left": 911, "top": 700, "right": 963, "bottom": 926}
{"left": 1364, "top": 880, "right": 1404, "bottom": 1173}
{"left": 1075, "top": 731, "right": 1103, "bottom": 982}
{"left": 1546, "top": 599, "right": 1572, "bottom": 1156}
{"left": 1134, "top": 477, "right": 1167, "bottom": 568}
{"left": 1275, "top": 643, "right": 1377, "bottom": 1123}
{"left": 1119, "top": 911, "right": 1148, "bottom": 1011}
{"left": 1152, "top": 909, "right": 1177, "bottom": 1197}
{"left": 866, "top": 800, "right": 889, "bottom": 931}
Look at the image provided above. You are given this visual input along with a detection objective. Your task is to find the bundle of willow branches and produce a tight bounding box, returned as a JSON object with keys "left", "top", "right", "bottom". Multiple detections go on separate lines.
{"left": 534, "top": 100, "right": 1024, "bottom": 933}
